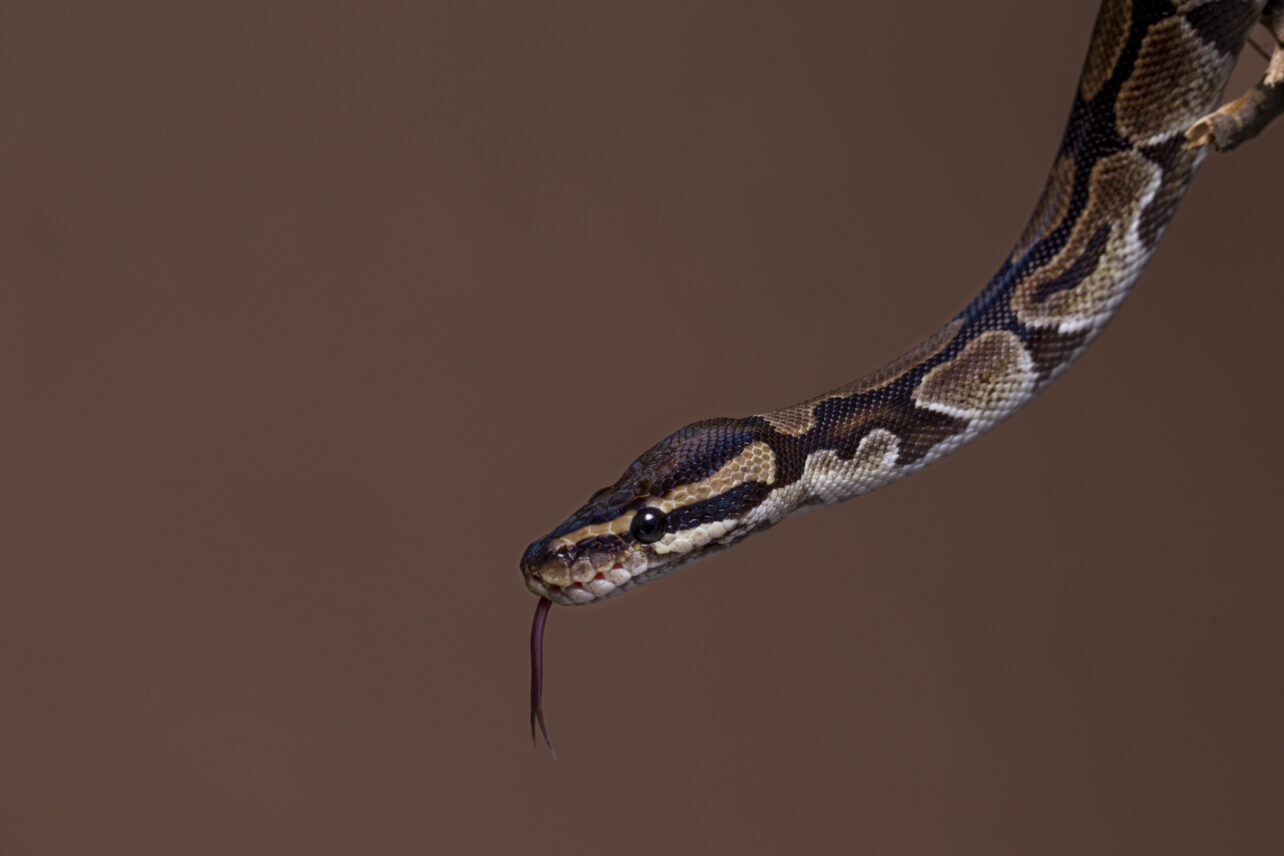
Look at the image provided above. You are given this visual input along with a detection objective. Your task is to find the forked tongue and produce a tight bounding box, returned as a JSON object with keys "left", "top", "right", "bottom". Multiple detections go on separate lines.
{"left": 530, "top": 597, "right": 556, "bottom": 758}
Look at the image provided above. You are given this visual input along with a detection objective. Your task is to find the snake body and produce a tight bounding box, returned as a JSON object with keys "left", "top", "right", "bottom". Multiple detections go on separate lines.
{"left": 522, "top": 1, "right": 1267, "bottom": 610}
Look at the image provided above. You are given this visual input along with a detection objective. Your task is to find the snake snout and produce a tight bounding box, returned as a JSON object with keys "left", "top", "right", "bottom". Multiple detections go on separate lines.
{"left": 519, "top": 539, "right": 564, "bottom": 592}
{"left": 520, "top": 536, "right": 650, "bottom": 606}
{"left": 519, "top": 539, "right": 582, "bottom": 603}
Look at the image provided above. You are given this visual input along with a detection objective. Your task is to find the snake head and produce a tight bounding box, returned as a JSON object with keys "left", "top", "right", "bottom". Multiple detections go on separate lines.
{"left": 520, "top": 418, "right": 781, "bottom": 605}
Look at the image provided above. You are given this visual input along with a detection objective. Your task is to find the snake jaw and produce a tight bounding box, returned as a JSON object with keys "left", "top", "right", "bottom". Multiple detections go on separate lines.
{"left": 520, "top": 537, "right": 656, "bottom": 605}
{"left": 521, "top": 528, "right": 751, "bottom": 605}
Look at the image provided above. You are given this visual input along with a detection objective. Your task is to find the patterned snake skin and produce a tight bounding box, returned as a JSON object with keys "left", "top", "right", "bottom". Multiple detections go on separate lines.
{"left": 523, "top": 0, "right": 1270, "bottom": 608}
{"left": 518, "top": 0, "right": 1273, "bottom": 749}
{"left": 522, "top": 0, "right": 1277, "bottom": 750}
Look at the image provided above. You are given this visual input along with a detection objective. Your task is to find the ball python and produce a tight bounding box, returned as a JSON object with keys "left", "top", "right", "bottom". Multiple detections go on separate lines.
{"left": 521, "top": 0, "right": 1280, "bottom": 752}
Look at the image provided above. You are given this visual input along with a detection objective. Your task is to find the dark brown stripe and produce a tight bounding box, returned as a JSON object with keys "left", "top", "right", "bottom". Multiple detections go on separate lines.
{"left": 1183, "top": 0, "right": 1259, "bottom": 56}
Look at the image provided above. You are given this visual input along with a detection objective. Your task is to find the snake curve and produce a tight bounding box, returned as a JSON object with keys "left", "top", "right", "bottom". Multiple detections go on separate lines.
{"left": 521, "top": 0, "right": 1274, "bottom": 746}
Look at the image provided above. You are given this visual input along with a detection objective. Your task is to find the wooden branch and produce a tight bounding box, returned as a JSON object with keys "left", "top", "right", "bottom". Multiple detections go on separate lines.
{"left": 1185, "top": 0, "right": 1284, "bottom": 152}
{"left": 1185, "top": 80, "right": 1284, "bottom": 152}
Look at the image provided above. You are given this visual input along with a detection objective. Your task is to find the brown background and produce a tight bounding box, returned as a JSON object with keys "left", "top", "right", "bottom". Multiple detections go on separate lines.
{"left": 2, "top": 2, "right": 1281, "bottom": 854}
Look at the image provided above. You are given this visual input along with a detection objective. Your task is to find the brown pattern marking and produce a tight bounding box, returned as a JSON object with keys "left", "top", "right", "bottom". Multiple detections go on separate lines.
{"left": 657, "top": 440, "right": 775, "bottom": 511}
{"left": 851, "top": 428, "right": 897, "bottom": 469}
{"left": 1081, "top": 0, "right": 1133, "bottom": 102}
{"left": 1012, "top": 149, "right": 1161, "bottom": 330}
{"left": 760, "top": 318, "right": 963, "bottom": 436}
{"left": 802, "top": 429, "right": 902, "bottom": 506}
{"left": 1012, "top": 153, "right": 1077, "bottom": 261}
{"left": 1024, "top": 327, "right": 1092, "bottom": 382}
{"left": 551, "top": 514, "right": 634, "bottom": 551}
{"left": 1176, "top": 0, "right": 1261, "bottom": 55}
{"left": 913, "top": 330, "right": 1034, "bottom": 416}
{"left": 551, "top": 441, "right": 776, "bottom": 547}
{"left": 1116, "top": 15, "right": 1234, "bottom": 142}
{"left": 1138, "top": 135, "right": 1206, "bottom": 252}
{"left": 816, "top": 399, "right": 967, "bottom": 465}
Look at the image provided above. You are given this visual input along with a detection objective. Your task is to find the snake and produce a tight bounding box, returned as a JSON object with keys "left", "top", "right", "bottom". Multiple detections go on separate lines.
{"left": 520, "top": 0, "right": 1279, "bottom": 751}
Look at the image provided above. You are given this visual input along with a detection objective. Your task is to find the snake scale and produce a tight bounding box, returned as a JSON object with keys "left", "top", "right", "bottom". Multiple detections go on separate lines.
{"left": 520, "top": 0, "right": 1279, "bottom": 750}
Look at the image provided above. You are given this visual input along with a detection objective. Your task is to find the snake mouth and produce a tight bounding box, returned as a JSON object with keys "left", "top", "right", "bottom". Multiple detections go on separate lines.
{"left": 521, "top": 518, "right": 751, "bottom": 605}
{"left": 521, "top": 542, "right": 657, "bottom": 606}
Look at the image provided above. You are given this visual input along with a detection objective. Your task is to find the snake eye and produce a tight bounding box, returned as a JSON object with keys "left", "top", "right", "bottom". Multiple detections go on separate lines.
{"left": 630, "top": 507, "right": 667, "bottom": 544}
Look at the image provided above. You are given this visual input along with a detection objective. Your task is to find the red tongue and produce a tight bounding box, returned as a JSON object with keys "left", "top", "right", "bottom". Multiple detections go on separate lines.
{"left": 530, "top": 597, "right": 556, "bottom": 758}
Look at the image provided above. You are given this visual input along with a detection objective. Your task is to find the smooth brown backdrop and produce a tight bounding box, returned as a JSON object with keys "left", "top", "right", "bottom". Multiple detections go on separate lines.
{"left": 2, "top": 2, "right": 1281, "bottom": 854}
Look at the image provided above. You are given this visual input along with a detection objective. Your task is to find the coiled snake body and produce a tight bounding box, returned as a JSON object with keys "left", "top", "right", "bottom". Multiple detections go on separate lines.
{"left": 520, "top": 0, "right": 1280, "bottom": 749}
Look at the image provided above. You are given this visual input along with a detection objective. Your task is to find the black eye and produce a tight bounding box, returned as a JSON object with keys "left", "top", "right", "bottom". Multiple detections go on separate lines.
{"left": 630, "top": 507, "right": 667, "bottom": 544}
